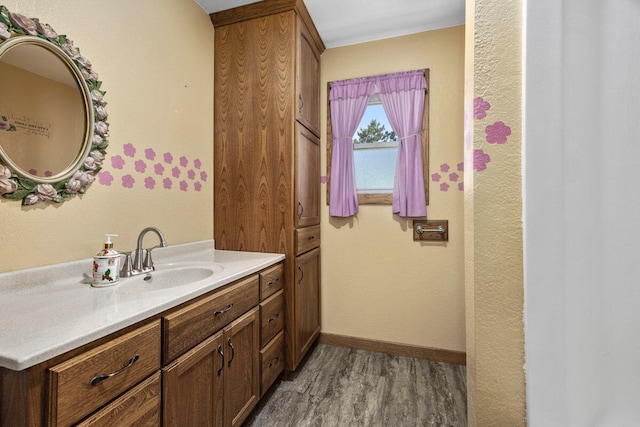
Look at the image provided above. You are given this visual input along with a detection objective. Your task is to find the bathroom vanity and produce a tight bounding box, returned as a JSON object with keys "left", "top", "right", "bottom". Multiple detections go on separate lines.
{"left": 0, "top": 240, "right": 285, "bottom": 426}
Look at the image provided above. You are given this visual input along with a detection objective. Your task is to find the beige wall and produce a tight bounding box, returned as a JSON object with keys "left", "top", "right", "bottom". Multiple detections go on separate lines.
{"left": 0, "top": 0, "right": 214, "bottom": 273}
{"left": 320, "top": 26, "right": 466, "bottom": 353}
{"left": 464, "top": 0, "right": 526, "bottom": 424}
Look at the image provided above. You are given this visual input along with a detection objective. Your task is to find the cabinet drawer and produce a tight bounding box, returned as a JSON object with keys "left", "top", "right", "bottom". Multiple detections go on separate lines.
{"left": 76, "top": 372, "right": 161, "bottom": 426}
{"left": 295, "top": 225, "right": 320, "bottom": 255}
{"left": 163, "top": 275, "right": 259, "bottom": 363}
{"left": 49, "top": 321, "right": 161, "bottom": 427}
{"left": 260, "top": 331, "right": 284, "bottom": 395}
{"left": 260, "top": 290, "right": 284, "bottom": 346}
{"left": 259, "top": 263, "right": 284, "bottom": 301}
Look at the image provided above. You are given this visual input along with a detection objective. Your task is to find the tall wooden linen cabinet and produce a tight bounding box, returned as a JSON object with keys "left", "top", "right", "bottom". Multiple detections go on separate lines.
{"left": 211, "top": 1, "right": 325, "bottom": 372}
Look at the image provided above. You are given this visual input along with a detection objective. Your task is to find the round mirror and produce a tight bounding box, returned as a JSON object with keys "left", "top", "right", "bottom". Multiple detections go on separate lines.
{"left": 0, "top": 6, "right": 109, "bottom": 205}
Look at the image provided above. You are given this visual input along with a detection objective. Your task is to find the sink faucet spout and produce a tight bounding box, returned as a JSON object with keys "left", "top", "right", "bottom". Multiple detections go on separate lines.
{"left": 132, "top": 227, "right": 167, "bottom": 273}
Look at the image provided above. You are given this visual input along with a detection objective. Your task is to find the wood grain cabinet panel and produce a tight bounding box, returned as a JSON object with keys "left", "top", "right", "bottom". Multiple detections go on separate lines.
{"left": 223, "top": 308, "right": 260, "bottom": 427}
{"left": 213, "top": 2, "right": 324, "bottom": 372}
{"left": 295, "top": 247, "right": 321, "bottom": 362}
{"left": 260, "top": 290, "right": 285, "bottom": 347}
{"left": 259, "top": 331, "right": 284, "bottom": 395}
{"left": 48, "top": 321, "right": 161, "bottom": 427}
{"left": 259, "top": 264, "right": 284, "bottom": 301}
{"left": 76, "top": 372, "right": 161, "bottom": 427}
{"left": 295, "top": 225, "right": 320, "bottom": 255}
{"left": 296, "top": 15, "right": 321, "bottom": 136}
{"left": 163, "top": 276, "right": 259, "bottom": 363}
{"left": 295, "top": 123, "right": 320, "bottom": 228}
{"left": 162, "top": 332, "right": 224, "bottom": 427}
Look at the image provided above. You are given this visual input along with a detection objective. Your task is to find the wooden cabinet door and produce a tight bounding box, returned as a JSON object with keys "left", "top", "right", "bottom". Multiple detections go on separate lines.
{"left": 295, "top": 122, "right": 320, "bottom": 228}
{"left": 223, "top": 308, "right": 260, "bottom": 427}
{"left": 162, "top": 332, "right": 224, "bottom": 427}
{"left": 296, "top": 17, "right": 321, "bottom": 136}
{"left": 295, "top": 248, "right": 321, "bottom": 362}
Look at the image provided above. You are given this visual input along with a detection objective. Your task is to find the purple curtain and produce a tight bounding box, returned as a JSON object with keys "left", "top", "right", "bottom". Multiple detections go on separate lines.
{"left": 329, "top": 77, "right": 377, "bottom": 217}
{"left": 378, "top": 70, "right": 427, "bottom": 217}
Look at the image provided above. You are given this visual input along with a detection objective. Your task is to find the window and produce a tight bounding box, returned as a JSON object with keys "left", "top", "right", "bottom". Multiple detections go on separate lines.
{"left": 326, "top": 70, "right": 429, "bottom": 209}
{"left": 353, "top": 94, "right": 398, "bottom": 194}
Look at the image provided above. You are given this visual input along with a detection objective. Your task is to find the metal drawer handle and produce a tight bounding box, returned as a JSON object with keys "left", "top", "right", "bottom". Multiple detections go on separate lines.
{"left": 227, "top": 338, "right": 235, "bottom": 367}
{"left": 217, "top": 345, "right": 224, "bottom": 377}
{"left": 268, "top": 277, "right": 280, "bottom": 287}
{"left": 298, "top": 266, "right": 304, "bottom": 284}
{"left": 268, "top": 312, "right": 280, "bottom": 323}
{"left": 298, "top": 201, "right": 304, "bottom": 219}
{"left": 307, "top": 235, "right": 315, "bottom": 240}
{"left": 214, "top": 303, "right": 234, "bottom": 316}
{"left": 298, "top": 94, "right": 304, "bottom": 113}
{"left": 90, "top": 354, "right": 139, "bottom": 386}
{"left": 268, "top": 355, "right": 280, "bottom": 368}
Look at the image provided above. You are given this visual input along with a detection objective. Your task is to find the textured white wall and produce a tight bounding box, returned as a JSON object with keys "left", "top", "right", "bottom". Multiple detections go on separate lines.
{"left": 525, "top": 0, "right": 640, "bottom": 425}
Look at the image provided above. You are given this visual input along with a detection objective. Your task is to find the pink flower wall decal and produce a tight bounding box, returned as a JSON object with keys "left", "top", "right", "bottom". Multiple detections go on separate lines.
{"left": 440, "top": 163, "right": 450, "bottom": 173}
{"left": 144, "top": 176, "right": 156, "bottom": 190}
{"left": 163, "top": 178, "right": 172, "bottom": 189}
{"left": 98, "top": 171, "right": 114, "bottom": 186}
{"left": 474, "top": 149, "right": 491, "bottom": 171}
{"left": 457, "top": 162, "right": 464, "bottom": 172}
{"left": 172, "top": 167, "right": 181, "bottom": 178}
{"left": 431, "top": 173, "right": 441, "bottom": 182}
{"left": 180, "top": 180, "right": 188, "bottom": 192}
{"left": 485, "top": 121, "right": 511, "bottom": 144}
{"left": 111, "top": 155, "right": 125, "bottom": 169}
{"left": 188, "top": 170, "right": 195, "bottom": 180}
{"left": 44, "top": 170, "right": 52, "bottom": 177}
{"left": 200, "top": 171, "right": 208, "bottom": 182}
{"left": 458, "top": 182, "right": 464, "bottom": 191}
{"left": 194, "top": 159, "right": 202, "bottom": 169}
{"left": 145, "top": 148, "right": 156, "bottom": 161}
{"left": 164, "top": 152, "right": 173, "bottom": 164}
{"left": 122, "top": 174, "right": 135, "bottom": 188}
{"left": 194, "top": 182, "right": 202, "bottom": 192}
{"left": 440, "top": 182, "right": 450, "bottom": 192}
{"left": 154, "top": 163, "right": 165, "bottom": 175}
{"left": 449, "top": 173, "right": 459, "bottom": 182}
{"left": 123, "top": 143, "right": 136, "bottom": 157}
{"left": 474, "top": 97, "right": 491, "bottom": 119}
{"left": 135, "top": 159, "right": 147, "bottom": 173}
{"left": 180, "top": 156, "right": 188, "bottom": 167}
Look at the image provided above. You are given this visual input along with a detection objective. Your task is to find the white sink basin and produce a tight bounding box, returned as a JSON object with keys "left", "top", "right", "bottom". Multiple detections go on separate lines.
{"left": 116, "top": 263, "right": 224, "bottom": 293}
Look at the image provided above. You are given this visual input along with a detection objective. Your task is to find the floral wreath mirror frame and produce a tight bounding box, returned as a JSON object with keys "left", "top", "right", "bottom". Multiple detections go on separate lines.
{"left": 0, "top": 5, "right": 108, "bottom": 205}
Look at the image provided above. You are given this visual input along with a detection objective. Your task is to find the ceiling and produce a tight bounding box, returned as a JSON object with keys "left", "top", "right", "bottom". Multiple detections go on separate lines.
{"left": 194, "top": 0, "right": 465, "bottom": 48}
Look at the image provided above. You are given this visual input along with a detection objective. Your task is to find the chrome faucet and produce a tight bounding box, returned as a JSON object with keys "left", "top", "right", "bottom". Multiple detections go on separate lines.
{"left": 121, "top": 227, "right": 167, "bottom": 277}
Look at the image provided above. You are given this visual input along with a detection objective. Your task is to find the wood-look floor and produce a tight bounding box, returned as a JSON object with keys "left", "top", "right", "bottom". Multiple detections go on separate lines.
{"left": 244, "top": 344, "right": 467, "bottom": 427}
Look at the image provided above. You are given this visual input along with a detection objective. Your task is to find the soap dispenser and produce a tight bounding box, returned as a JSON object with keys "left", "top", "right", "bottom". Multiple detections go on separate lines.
{"left": 92, "top": 234, "right": 120, "bottom": 287}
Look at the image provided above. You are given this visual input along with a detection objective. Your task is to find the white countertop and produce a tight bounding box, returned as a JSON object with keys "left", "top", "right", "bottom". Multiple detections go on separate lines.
{"left": 0, "top": 240, "right": 284, "bottom": 371}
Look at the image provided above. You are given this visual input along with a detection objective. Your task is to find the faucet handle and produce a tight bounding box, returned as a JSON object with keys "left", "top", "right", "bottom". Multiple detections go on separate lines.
{"left": 143, "top": 246, "right": 160, "bottom": 271}
{"left": 120, "top": 252, "right": 133, "bottom": 277}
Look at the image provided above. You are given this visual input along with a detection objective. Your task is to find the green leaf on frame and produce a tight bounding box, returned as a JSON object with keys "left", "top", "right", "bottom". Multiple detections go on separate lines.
{"left": 0, "top": 6, "right": 10, "bottom": 26}
{"left": 3, "top": 187, "right": 30, "bottom": 200}
{"left": 53, "top": 181, "right": 67, "bottom": 192}
{"left": 15, "top": 177, "right": 35, "bottom": 191}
